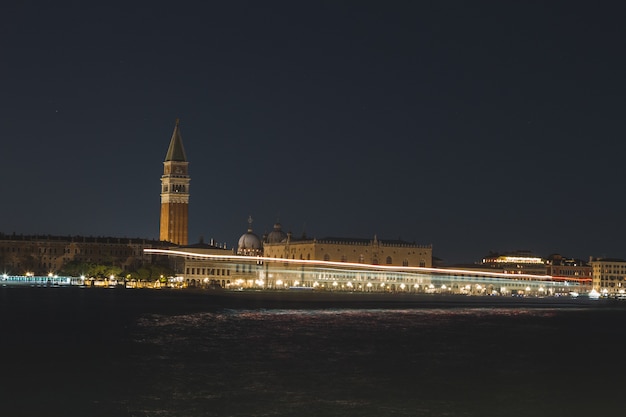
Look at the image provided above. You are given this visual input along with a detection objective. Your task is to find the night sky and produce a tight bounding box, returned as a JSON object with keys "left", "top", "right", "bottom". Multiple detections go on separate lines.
{"left": 3, "top": 1, "right": 625, "bottom": 264}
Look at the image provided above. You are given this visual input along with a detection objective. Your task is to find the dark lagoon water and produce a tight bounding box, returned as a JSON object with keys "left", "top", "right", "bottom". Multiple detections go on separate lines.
{"left": 1, "top": 287, "right": 625, "bottom": 417}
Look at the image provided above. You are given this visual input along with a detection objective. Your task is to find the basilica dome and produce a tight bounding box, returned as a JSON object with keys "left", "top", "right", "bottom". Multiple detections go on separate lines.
{"left": 266, "top": 222, "right": 287, "bottom": 244}
{"left": 237, "top": 217, "right": 262, "bottom": 256}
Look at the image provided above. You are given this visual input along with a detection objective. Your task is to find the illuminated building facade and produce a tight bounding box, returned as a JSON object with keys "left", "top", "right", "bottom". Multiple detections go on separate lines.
{"left": 263, "top": 235, "right": 432, "bottom": 267}
{"left": 167, "top": 240, "right": 235, "bottom": 288}
{"left": 165, "top": 227, "right": 433, "bottom": 289}
{"left": 146, "top": 247, "right": 586, "bottom": 296}
{"left": 160, "top": 119, "right": 190, "bottom": 246}
{"left": 590, "top": 258, "right": 626, "bottom": 295}
{"left": 480, "top": 251, "right": 547, "bottom": 275}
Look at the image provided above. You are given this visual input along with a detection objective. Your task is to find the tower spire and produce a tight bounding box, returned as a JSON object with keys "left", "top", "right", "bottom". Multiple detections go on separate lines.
{"left": 165, "top": 118, "right": 187, "bottom": 162}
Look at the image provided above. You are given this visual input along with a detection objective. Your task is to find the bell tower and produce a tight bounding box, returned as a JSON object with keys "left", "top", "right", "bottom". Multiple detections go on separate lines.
{"left": 159, "top": 118, "right": 190, "bottom": 245}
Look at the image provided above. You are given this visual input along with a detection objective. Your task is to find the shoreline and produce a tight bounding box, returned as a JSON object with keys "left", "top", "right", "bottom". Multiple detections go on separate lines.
{"left": 1, "top": 285, "right": 621, "bottom": 313}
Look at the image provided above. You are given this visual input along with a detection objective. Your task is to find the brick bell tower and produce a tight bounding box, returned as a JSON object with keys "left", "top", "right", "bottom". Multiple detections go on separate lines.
{"left": 160, "top": 118, "right": 190, "bottom": 245}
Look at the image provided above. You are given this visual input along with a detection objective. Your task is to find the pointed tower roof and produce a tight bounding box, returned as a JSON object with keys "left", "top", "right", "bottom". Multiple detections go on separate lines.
{"left": 164, "top": 118, "right": 187, "bottom": 162}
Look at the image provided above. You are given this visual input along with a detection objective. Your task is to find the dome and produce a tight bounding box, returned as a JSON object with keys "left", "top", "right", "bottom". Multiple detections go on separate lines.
{"left": 238, "top": 231, "right": 262, "bottom": 251}
{"left": 266, "top": 222, "right": 287, "bottom": 244}
{"left": 237, "top": 216, "right": 263, "bottom": 256}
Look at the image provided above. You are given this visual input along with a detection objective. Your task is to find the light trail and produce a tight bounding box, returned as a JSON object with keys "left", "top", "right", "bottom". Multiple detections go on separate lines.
{"left": 144, "top": 248, "right": 591, "bottom": 283}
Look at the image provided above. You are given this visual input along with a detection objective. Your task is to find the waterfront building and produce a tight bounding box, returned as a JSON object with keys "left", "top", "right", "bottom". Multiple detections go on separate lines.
{"left": 479, "top": 251, "right": 547, "bottom": 275}
{"left": 590, "top": 258, "right": 626, "bottom": 295}
{"left": 167, "top": 239, "right": 234, "bottom": 288}
{"left": 159, "top": 119, "right": 190, "bottom": 246}
{"left": 263, "top": 234, "right": 432, "bottom": 267}
{"left": 0, "top": 233, "right": 167, "bottom": 276}
{"left": 545, "top": 254, "right": 592, "bottom": 281}
{"left": 260, "top": 234, "right": 432, "bottom": 288}
{"left": 146, "top": 246, "right": 585, "bottom": 296}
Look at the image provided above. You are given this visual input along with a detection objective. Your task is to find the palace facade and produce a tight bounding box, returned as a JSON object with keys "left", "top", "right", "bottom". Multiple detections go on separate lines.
{"left": 263, "top": 232, "right": 432, "bottom": 268}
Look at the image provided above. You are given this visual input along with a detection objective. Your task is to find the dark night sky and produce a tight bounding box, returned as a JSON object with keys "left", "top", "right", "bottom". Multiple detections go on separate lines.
{"left": 2, "top": 1, "right": 625, "bottom": 264}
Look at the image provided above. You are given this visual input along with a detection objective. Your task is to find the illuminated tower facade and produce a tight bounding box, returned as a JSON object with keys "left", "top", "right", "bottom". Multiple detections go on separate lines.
{"left": 160, "top": 118, "right": 190, "bottom": 245}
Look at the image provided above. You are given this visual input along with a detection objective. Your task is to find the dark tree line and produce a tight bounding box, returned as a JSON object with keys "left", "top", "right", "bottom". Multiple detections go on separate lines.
{"left": 59, "top": 261, "right": 174, "bottom": 282}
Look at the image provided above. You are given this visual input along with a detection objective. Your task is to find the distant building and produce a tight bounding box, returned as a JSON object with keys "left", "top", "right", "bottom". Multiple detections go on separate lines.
{"left": 479, "top": 250, "right": 547, "bottom": 275}
{"left": 159, "top": 119, "right": 190, "bottom": 246}
{"left": 545, "top": 254, "right": 592, "bottom": 281}
{"left": 590, "top": 258, "right": 626, "bottom": 295}
{"left": 0, "top": 233, "right": 167, "bottom": 276}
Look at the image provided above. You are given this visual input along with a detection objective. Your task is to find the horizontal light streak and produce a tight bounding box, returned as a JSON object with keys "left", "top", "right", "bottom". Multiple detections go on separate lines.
{"left": 144, "top": 249, "right": 588, "bottom": 282}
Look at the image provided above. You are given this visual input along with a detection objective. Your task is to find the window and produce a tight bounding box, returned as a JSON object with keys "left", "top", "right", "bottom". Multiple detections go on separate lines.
{"left": 324, "top": 254, "right": 330, "bottom": 261}
{"left": 386, "top": 256, "right": 392, "bottom": 265}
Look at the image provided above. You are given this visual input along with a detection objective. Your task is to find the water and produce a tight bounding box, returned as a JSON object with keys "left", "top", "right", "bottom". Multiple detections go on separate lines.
{"left": 1, "top": 287, "right": 625, "bottom": 416}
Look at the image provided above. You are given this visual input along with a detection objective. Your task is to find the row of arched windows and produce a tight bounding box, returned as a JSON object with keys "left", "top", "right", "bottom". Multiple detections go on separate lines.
{"left": 162, "top": 184, "right": 188, "bottom": 193}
